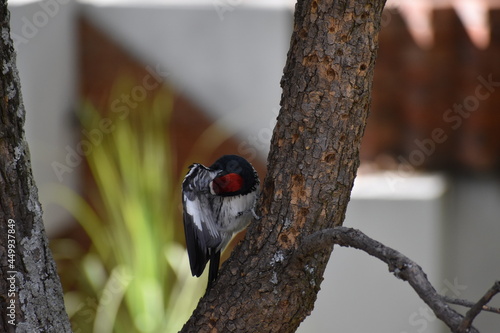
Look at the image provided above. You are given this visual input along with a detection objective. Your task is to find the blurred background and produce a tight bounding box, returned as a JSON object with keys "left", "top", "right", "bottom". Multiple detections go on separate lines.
{"left": 8, "top": 0, "right": 500, "bottom": 332}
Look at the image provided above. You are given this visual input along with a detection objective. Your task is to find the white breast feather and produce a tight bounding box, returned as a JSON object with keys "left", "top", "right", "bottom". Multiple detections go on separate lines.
{"left": 219, "top": 193, "right": 256, "bottom": 233}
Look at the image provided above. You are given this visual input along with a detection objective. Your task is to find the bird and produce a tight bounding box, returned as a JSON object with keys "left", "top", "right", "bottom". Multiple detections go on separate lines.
{"left": 182, "top": 154, "right": 260, "bottom": 290}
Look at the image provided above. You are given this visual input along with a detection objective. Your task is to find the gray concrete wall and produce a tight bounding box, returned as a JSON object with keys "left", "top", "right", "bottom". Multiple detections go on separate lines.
{"left": 9, "top": 0, "right": 78, "bottom": 235}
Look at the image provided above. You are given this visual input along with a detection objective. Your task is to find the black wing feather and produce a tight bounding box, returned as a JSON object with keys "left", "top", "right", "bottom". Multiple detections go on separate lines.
{"left": 183, "top": 210, "right": 208, "bottom": 277}
{"left": 207, "top": 250, "right": 221, "bottom": 289}
{"left": 182, "top": 164, "right": 223, "bottom": 278}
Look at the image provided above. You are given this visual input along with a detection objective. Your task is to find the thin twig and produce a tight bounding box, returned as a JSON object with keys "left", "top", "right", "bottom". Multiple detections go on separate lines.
{"left": 299, "top": 226, "right": 480, "bottom": 333}
{"left": 443, "top": 294, "right": 500, "bottom": 314}
{"left": 457, "top": 281, "right": 500, "bottom": 333}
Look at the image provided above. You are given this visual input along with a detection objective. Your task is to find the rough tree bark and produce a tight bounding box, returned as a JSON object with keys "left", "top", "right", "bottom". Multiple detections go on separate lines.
{"left": 181, "top": 0, "right": 386, "bottom": 332}
{"left": 0, "top": 2, "right": 72, "bottom": 332}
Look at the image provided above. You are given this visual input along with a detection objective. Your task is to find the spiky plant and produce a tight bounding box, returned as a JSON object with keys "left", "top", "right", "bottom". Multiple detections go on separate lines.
{"left": 50, "top": 78, "right": 205, "bottom": 333}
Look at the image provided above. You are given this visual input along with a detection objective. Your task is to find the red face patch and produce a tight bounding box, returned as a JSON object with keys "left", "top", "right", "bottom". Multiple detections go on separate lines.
{"left": 212, "top": 173, "right": 244, "bottom": 194}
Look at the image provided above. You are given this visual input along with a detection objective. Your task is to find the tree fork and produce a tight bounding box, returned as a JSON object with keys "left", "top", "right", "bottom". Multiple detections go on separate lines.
{"left": 181, "top": 0, "right": 386, "bottom": 332}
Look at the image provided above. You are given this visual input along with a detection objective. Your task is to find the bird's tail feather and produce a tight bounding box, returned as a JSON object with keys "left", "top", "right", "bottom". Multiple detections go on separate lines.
{"left": 207, "top": 250, "right": 221, "bottom": 291}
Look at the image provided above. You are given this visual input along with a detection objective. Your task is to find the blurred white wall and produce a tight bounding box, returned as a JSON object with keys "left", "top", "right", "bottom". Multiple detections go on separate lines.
{"left": 442, "top": 178, "right": 500, "bottom": 332}
{"left": 299, "top": 175, "right": 500, "bottom": 333}
{"left": 79, "top": 1, "right": 294, "bottom": 159}
{"left": 9, "top": 0, "right": 78, "bottom": 235}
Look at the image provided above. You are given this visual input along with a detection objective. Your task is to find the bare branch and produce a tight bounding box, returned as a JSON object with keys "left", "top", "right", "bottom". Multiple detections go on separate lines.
{"left": 443, "top": 295, "right": 500, "bottom": 315}
{"left": 457, "top": 281, "right": 500, "bottom": 333}
{"left": 300, "top": 227, "right": 481, "bottom": 333}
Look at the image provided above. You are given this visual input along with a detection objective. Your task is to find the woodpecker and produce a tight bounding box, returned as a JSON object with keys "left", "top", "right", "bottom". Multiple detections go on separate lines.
{"left": 182, "top": 154, "right": 260, "bottom": 290}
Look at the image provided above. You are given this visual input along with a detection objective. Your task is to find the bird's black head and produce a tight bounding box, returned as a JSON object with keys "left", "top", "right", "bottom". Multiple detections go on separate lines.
{"left": 209, "top": 155, "right": 259, "bottom": 197}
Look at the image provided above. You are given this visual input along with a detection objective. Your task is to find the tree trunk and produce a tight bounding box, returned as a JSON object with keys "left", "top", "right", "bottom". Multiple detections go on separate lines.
{"left": 181, "top": 0, "right": 386, "bottom": 332}
{"left": 0, "top": 2, "right": 72, "bottom": 332}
